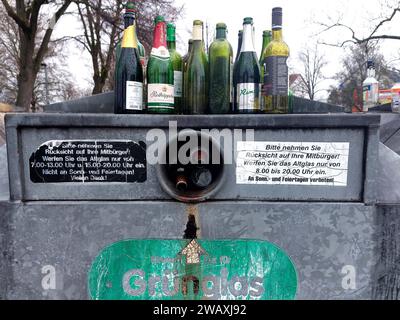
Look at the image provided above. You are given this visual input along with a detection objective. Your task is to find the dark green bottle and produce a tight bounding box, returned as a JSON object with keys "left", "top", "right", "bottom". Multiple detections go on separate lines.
{"left": 233, "top": 17, "right": 261, "bottom": 113}
{"left": 167, "top": 23, "right": 183, "bottom": 114}
{"left": 114, "top": 8, "right": 143, "bottom": 114}
{"left": 147, "top": 16, "right": 174, "bottom": 113}
{"left": 208, "top": 23, "right": 233, "bottom": 114}
{"left": 185, "top": 20, "right": 209, "bottom": 114}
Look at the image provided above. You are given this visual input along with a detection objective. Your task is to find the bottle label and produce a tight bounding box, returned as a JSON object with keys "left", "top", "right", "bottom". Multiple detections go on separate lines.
{"left": 147, "top": 84, "right": 174, "bottom": 109}
{"left": 363, "top": 83, "right": 379, "bottom": 104}
{"left": 126, "top": 81, "right": 143, "bottom": 110}
{"left": 174, "top": 71, "right": 183, "bottom": 97}
{"left": 264, "top": 56, "right": 288, "bottom": 96}
{"left": 193, "top": 25, "right": 203, "bottom": 41}
{"left": 237, "top": 83, "right": 260, "bottom": 110}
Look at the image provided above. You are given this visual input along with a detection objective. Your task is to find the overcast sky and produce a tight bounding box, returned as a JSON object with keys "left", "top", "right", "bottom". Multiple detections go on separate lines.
{"left": 60, "top": 0, "right": 400, "bottom": 100}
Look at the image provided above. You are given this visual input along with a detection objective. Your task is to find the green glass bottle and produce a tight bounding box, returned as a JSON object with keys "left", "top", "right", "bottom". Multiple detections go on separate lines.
{"left": 146, "top": 16, "right": 174, "bottom": 113}
{"left": 114, "top": 8, "right": 143, "bottom": 114}
{"left": 233, "top": 17, "right": 261, "bottom": 114}
{"left": 167, "top": 23, "right": 183, "bottom": 114}
{"left": 115, "top": 1, "right": 146, "bottom": 70}
{"left": 208, "top": 23, "right": 233, "bottom": 114}
{"left": 263, "top": 7, "right": 290, "bottom": 114}
{"left": 185, "top": 20, "right": 209, "bottom": 114}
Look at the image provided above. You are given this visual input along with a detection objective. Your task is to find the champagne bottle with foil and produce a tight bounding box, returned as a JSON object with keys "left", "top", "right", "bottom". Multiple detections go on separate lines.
{"left": 263, "top": 7, "right": 290, "bottom": 114}
{"left": 185, "top": 20, "right": 209, "bottom": 114}
{"left": 147, "top": 16, "right": 174, "bottom": 113}
{"left": 114, "top": 8, "right": 143, "bottom": 114}
{"left": 116, "top": 1, "right": 146, "bottom": 69}
{"left": 233, "top": 17, "right": 261, "bottom": 113}
{"left": 209, "top": 23, "right": 233, "bottom": 114}
{"left": 167, "top": 23, "right": 183, "bottom": 114}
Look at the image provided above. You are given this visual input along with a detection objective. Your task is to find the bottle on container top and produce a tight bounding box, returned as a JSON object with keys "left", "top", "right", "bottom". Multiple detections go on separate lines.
{"left": 362, "top": 60, "right": 379, "bottom": 112}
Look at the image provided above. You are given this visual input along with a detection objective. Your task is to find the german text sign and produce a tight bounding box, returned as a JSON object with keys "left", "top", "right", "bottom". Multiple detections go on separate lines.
{"left": 29, "top": 140, "right": 146, "bottom": 183}
{"left": 236, "top": 141, "right": 350, "bottom": 186}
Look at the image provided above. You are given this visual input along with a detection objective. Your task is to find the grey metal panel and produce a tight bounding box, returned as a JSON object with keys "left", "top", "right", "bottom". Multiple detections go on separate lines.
{"left": 373, "top": 205, "right": 400, "bottom": 300}
{"left": 1, "top": 201, "right": 377, "bottom": 300}
{"left": 378, "top": 143, "right": 400, "bottom": 205}
{"left": 43, "top": 92, "right": 345, "bottom": 114}
{"left": 17, "top": 127, "right": 364, "bottom": 202}
{"left": 0, "top": 145, "right": 9, "bottom": 200}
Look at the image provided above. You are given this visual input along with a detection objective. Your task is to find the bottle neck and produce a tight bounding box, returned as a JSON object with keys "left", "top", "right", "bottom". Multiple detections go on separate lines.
{"left": 216, "top": 28, "right": 227, "bottom": 39}
{"left": 262, "top": 34, "right": 271, "bottom": 50}
{"left": 121, "top": 20, "right": 138, "bottom": 49}
{"left": 241, "top": 24, "right": 255, "bottom": 53}
{"left": 236, "top": 34, "right": 242, "bottom": 58}
{"left": 152, "top": 21, "right": 167, "bottom": 49}
{"left": 272, "top": 28, "right": 283, "bottom": 42}
{"left": 124, "top": 15, "right": 135, "bottom": 29}
{"left": 192, "top": 24, "right": 203, "bottom": 41}
{"left": 367, "top": 67, "right": 376, "bottom": 78}
{"left": 167, "top": 40, "right": 176, "bottom": 50}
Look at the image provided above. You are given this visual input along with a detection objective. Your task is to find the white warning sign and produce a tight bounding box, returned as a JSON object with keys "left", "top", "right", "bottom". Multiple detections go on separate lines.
{"left": 236, "top": 142, "right": 350, "bottom": 186}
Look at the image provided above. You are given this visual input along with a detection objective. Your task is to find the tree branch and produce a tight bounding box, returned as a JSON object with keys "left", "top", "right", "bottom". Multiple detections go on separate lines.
{"left": 0, "top": 0, "right": 30, "bottom": 32}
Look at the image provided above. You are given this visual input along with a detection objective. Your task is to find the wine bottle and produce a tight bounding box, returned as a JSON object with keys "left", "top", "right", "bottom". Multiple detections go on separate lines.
{"left": 115, "top": 1, "right": 146, "bottom": 69}
{"left": 114, "top": 7, "right": 144, "bottom": 114}
{"left": 233, "top": 17, "right": 261, "bottom": 113}
{"left": 185, "top": 20, "right": 209, "bottom": 114}
{"left": 167, "top": 23, "right": 183, "bottom": 114}
{"left": 263, "top": 7, "right": 290, "bottom": 114}
{"left": 209, "top": 23, "right": 233, "bottom": 114}
{"left": 362, "top": 60, "right": 379, "bottom": 112}
{"left": 147, "top": 16, "right": 174, "bottom": 113}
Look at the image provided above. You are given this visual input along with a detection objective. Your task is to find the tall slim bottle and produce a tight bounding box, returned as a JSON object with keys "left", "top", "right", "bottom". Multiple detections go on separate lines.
{"left": 114, "top": 8, "right": 143, "bottom": 114}
{"left": 147, "top": 16, "right": 174, "bottom": 113}
{"left": 185, "top": 20, "right": 209, "bottom": 114}
{"left": 233, "top": 17, "right": 261, "bottom": 113}
{"left": 167, "top": 23, "right": 183, "bottom": 114}
{"left": 263, "top": 7, "right": 290, "bottom": 114}
{"left": 209, "top": 23, "right": 233, "bottom": 114}
{"left": 182, "top": 39, "right": 193, "bottom": 114}
{"left": 362, "top": 60, "right": 379, "bottom": 112}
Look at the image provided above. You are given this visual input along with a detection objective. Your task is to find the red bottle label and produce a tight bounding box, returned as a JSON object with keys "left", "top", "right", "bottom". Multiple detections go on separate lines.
{"left": 151, "top": 21, "right": 169, "bottom": 58}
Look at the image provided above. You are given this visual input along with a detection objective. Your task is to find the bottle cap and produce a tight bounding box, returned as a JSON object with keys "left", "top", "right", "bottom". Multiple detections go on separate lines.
{"left": 154, "top": 15, "right": 165, "bottom": 24}
{"left": 216, "top": 22, "right": 227, "bottom": 29}
{"left": 272, "top": 7, "right": 283, "bottom": 29}
{"left": 263, "top": 30, "right": 272, "bottom": 37}
{"left": 243, "top": 17, "right": 253, "bottom": 25}
{"left": 193, "top": 20, "right": 203, "bottom": 26}
{"left": 125, "top": 1, "right": 136, "bottom": 12}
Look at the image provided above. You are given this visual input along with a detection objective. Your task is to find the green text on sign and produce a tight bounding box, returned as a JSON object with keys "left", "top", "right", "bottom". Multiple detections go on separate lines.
{"left": 88, "top": 239, "right": 297, "bottom": 300}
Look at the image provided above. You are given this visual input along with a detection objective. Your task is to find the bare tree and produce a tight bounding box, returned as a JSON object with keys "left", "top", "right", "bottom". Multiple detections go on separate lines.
{"left": 297, "top": 45, "right": 328, "bottom": 100}
{"left": 317, "top": 0, "right": 400, "bottom": 47}
{"left": 0, "top": 0, "right": 74, "bottom": 111}
{"left": 0, "top": 3, "right": 85, "bottom": 110}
